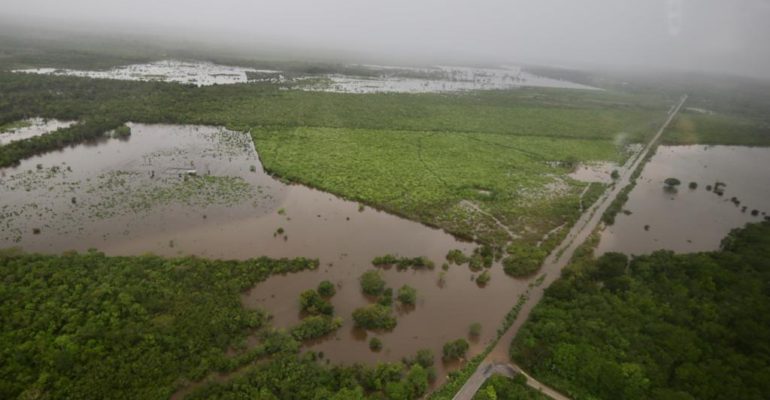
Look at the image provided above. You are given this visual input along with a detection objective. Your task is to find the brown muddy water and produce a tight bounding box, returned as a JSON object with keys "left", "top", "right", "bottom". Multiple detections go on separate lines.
{"left": 0, "top": 123, "right": 530, "bottom": 383}
{"left": 598, "top": 145, "right": 770, "bottom": 255}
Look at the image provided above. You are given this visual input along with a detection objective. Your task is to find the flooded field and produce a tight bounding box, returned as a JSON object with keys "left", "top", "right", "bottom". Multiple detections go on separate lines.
{"left": 568, "top": 161, "right": 620, "bottom": 184}
{"left": 13, "top": 60, "right": 281, "bottom": 86}
{"left": 0, "top": 123, "right": 530, "bottom": 381}
{"left": 598, "top": 145, "right": 770, "bottom": 255}
{"left": 306, "top": 65, "right": 599, "bottom": 93}
{"left": 0, "top": 118, "right": 75, "bottom": 145}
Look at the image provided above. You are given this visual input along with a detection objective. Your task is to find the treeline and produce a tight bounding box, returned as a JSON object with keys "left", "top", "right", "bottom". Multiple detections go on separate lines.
{"left": 0, "top": 249, "right": 318, "bottom": 399}
{"left": 186, "top": 352, "right": 432, "bottom": 400}
{"left": 0, "top": 118, "right": 126, "bottom": 167}
{"left": 511, "top": 221, "right": 770, "bottom": 399}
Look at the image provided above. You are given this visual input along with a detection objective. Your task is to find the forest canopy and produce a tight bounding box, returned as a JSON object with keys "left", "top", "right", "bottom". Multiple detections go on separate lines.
{"left": 511, "top": 222, "right": 770, "bottom": 400}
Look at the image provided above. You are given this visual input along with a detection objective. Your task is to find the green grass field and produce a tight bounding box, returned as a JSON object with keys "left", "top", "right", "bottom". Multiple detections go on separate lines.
{"left": 253, "top": 126, "right": 625, "bottom": 245}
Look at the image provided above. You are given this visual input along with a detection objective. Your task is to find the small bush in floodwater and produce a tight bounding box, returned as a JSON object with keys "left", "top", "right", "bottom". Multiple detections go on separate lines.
{"left": 378, "top": 288, "right": 393, "bottom": 307}
{"left": 299, "top": 289, "right": 333, "bottom": 316}
{"left": 360, "top": 270, "right": 386, "bottom": 296}
{"left": 476, "top": 270, "right": 491, "bottom": 286}
{"left": 317, "top": 280, "right": 336, "bottom": 297}
{"left": 369, "top": 337, "right": 382, "bottom": 351}
{"left": 469, "top": 322, "right": 482, "bottom": 338}
{"left": 352, "top": 304, "right": 396, "bottom": 330}
{"left": 442, "top": 338, "right": 469, "bottom": 361}
{"left": 689, "top": 181, "right": 698, "bottom": 190}
{"left": 397, "top": 285, "right": 417, "bottom": 306}
{"left": 664, "top": 177, "right": 681, "bottom": 187}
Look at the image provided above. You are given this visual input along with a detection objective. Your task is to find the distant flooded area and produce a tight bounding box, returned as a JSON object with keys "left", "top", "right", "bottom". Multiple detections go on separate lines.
{"left": 0, "top": 123, "right": 529, "bottom": 380}
{"left": 13, "top": 60, "right": 282, "bottom": 86}
{"left": 305, "top": 65, "right": 599, "bottom": 93}
{"left": 13, "top": 60, "right": 598, "bottom": 92}
{"left": 598, "top": 145, "right": 770, "bottom": 255}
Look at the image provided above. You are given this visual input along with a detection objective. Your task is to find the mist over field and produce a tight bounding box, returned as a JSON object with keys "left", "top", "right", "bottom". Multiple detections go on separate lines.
{"left": 2, "top": 0, "right": 770, "bottom": 79}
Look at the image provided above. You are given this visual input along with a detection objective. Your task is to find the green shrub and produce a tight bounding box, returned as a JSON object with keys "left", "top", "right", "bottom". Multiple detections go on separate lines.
{"left": 290, "top": 316, "right": 342, "bottom": 341}
{"left": 503, "top": 244, "right": 546, "bottom": 277}
{"left": 299, "top": 289, "right": 333, "bottom": 316}
{"left": 397, "top": 285, "right": 417, "bottom": 306}
{"left": 476, "top": 271, "right": 491, "bottom": 286}
{"left": 360, "top": 270, "right": 386, "bottom": 296}
{"left": 317, "top": 280, "right": 336, "bottom": 297}
{"left": 352, "top": 304, "right": 397, "bottom": 330}
{"left": 446, "top": 249, "right": 469, "bottom": 265}
{"left": 442, "top": 339, "right": 469, "bottom": 361}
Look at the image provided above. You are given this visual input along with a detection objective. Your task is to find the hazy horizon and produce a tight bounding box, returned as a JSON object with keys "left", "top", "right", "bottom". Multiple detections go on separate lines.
{"left": 2, "top": 0, "right": 770, "bottom": 80}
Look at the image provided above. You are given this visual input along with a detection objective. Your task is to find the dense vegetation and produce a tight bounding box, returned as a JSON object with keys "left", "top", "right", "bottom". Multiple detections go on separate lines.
{"left": 185, "top": 352, "right": 433, "bottom": 400}
{"left": 511, "top": 222, "right": 770, "bottom": 400}
{"left": 0, "top": 249, "right": 318, "bottom": 399}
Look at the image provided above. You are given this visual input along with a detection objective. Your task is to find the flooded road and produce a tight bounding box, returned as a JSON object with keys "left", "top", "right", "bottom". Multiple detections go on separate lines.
{"left": 598, "top": 145, "right": 770, "bottom": 255}
{"left": 0, "top": 123, "right": 530, "bottom": 382}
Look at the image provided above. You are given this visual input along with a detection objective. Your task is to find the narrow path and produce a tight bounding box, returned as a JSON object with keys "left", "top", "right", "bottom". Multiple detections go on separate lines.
{"left": 452, "top": 95, "right": 688, "bottom": 400}
{"left": 459, "top": 200, "right": 519, "bottom": 241}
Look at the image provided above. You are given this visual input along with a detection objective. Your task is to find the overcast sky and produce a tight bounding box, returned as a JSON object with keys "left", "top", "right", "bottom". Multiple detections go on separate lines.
{"left": 4, "top": 0, "right": 770, "bottom": 79}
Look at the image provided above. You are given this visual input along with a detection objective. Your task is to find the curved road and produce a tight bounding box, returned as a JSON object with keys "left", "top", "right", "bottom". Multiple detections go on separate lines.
{"left": 452, "top": 95, "right": 688, "bottom": 400}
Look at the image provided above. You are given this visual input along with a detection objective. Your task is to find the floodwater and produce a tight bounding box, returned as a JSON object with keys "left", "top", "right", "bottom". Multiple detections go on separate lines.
{"left": 598, "top": 145, "right": 770, "bottom": 255}
{"left": 0, "top": 118, "right": 75, "bottom": 145}
{"left": 306, "top": 65, "right": 599, "bottom": 94}
{"left": 0, "top": 123, "right": 530, "bottom": 382}
{"left": 13, "top": 60, "right": 282, "bottom": 87}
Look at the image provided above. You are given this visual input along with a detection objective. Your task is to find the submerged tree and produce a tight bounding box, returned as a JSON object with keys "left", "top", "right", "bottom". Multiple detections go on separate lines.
{"left": 664, "top": 177, "right": 681, "bottom": 187}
